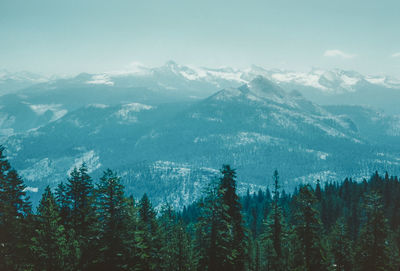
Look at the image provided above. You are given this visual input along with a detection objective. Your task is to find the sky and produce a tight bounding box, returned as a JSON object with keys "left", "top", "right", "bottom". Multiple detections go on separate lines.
{"left": 1, "top": 0, "right": 400, "bottom": 77}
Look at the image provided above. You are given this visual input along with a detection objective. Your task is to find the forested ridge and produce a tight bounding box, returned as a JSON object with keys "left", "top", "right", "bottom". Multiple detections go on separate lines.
{"left": 1, "top": 145, "right": 400, "bottom": 271}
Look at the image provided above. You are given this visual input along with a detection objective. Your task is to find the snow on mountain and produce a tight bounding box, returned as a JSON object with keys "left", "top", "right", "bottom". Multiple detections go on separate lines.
{"left": 270, "top": 71, "right": 326, "bottom": 90}
{"left": 0, "top": 70, "right": 48, "bottom": 84}
{"left": 28, "top": 103, "right": 68, "bottom": 121}
{"left": 86, "top": 74, "right": 114, "bottom": 86}
{"left": 3, "top": 62, "right": 400, "bottom": 98}
{"left": 365, "top": 75, "right": 400, "bottom": 89}
{"left": 115, "top": 103, "right": 154, "bottom": 123}
{"left": 20, "top": 158, "right": 55, "bottom": 182}
{"left": 97, "top": 62, "right": 400, "bottom": 93}
{"left": 24, "top": 186, "right": 39, "bottom": 193}
{"left": 202, "top": 77, "right": 360, "bottom": 142}
{"left": 3, "top": 62, "right": 400, "bottom": 208}
{"left": 67, "top": 150, "right": 102, "bottom": 175}
{"left": 0, "top": 70, "right": 49, "bottom": 95}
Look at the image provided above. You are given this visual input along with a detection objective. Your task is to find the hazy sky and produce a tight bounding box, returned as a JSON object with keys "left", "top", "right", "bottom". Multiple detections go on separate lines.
{"left": 1, "top": 0, "right": 400, "bottom": 76}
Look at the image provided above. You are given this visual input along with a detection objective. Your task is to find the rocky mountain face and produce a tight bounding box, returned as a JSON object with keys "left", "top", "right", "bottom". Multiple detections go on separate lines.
{"left": 1, "top": 63, "right": 400, "bottom": 208}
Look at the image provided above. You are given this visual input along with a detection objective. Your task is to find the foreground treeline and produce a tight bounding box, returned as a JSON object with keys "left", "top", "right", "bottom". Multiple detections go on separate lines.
{"left": 1, "top": 145, "right": 400, "bottom": 271}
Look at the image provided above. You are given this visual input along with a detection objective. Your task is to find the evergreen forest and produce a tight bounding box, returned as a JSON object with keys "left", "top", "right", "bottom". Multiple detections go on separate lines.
{"left": 1, "top": 145, "right": 400, "bottom": 271}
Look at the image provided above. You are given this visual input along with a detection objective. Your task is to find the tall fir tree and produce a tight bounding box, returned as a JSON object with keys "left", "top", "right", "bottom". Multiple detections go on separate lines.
{"left": 196, "top": 178, "right": 231, "bottom": 271}
{"left": 159, "top": 204, "right": 196, "bottom": 271}
{"left": 30, "top": 186, "right": 79, "bottom": 271}
{"left": 55, "top": 182, "right": 69, "bottom": 226}
{"left": 66, "top": 164, "right": 96, "bottom": 233}
{"left": 196, "top": 165, "right": 247, "bottom": 271}
{"left": 355, "top": 192, "right": 398, "bottom": 271}
{"left": 260, "top": 170, "right": 286, "bottom": 271}
{"left": 124, "top": 196, "right": 149, "bottom": 270}
{"left": 94, "top": 169, "right": 128, "bottom": 270}
{"left": 219, "top": 165, "right": 247, "bottom": 271}
{"left": 0, "top": 146, "right": 32, "bottom": 270}
{"left": 292, "top": 185, "right": 327, "bottom": 271}
{"left": 65, "top": 163, "right": 97, "bottom": 269}
{"left": 328, "top": 217, "right": 353, "bottom": 271}
{"left": 138, "top": 193, "right": 162, "bottom": 270}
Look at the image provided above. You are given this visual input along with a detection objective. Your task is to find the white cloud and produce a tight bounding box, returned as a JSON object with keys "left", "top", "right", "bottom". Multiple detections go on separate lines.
{"left": 392, "top": 52, "right": 400, "bottom": 58}
{"left": 323, "top": 49, "right": 356, "bottom": 59}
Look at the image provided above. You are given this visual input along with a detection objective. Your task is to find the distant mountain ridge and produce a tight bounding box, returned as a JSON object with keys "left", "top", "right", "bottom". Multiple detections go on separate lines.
{"left": 4, "top": 61, "right": 400, "bottom": 97}
{"left": 5, "top": 61, "right": 400, "bottom": 114}
{"left": 0, "top": 69, "right": 49, "bottom": 95}
{"left": 2, "top": 73, "right": 400, "bottom": 209}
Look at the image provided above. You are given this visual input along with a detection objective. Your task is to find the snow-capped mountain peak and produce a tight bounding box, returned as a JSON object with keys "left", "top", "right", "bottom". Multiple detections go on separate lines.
{"left": 248, "top": 76, "right": 286, "bottom": 99}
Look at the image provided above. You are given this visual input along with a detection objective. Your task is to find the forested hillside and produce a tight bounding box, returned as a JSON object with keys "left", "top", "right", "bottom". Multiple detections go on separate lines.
{"left": 4, "top": 76, "right": 400, "bottom": 209}
{"left": 1, "top": 144, "right": 400, "bottom": 271}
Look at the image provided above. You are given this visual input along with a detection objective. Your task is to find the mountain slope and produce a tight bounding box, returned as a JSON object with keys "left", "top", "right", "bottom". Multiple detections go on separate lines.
{"left": 4, "top": 76, "right": 400, "bottom": 208}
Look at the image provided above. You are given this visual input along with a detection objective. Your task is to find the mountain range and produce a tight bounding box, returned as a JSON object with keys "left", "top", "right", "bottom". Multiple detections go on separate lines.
{"left": 1, "top": 62, "right": 400, "bottom": 208}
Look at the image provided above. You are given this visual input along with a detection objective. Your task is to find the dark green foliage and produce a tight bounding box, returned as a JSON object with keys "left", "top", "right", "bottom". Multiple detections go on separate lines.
{"left": 2, "top": 142, "right": 400, "bottom": 271}
{"left": 94, "top": 169, "right": 128, "bottom": 270}
{"left": 292, "top": 184, "right": 327, "bottom": 271}
{"left": 137, "top": 193, "right": 163, "bottom": 270}
{"left": 219, "top": 165, "right": 247, "bottom": 271}
{"left": 55, "top": 182, "right": 69, "bottom": 226}
{"left": 31, "top": 186, "right": 79, "bottom": 271}
{"left": 66, "top": 164, "right": 96, "bottom": 236}
{"left": 259, "top": 170, "right": 287, "bottom": 271}
{"left": 196, "top": 165, "right": 247, "bottom": 271}
{"left": 196, "top": 178, "right": 232, "bottom": 271}
{"left": 181, "top": 169, "right": 400, "bottom": 271}
{"left": 159, "top": 204, "right": 196, "bottom": 271}
{"left": 329, "top": 218, "right": 353, "bottom": 271}
{"left": 355, "top": 192, "right": 398, "bottom": 271}
{"left": 65, "top": 163, "right": 98, "bottom": 269}
{"left": 0, "top": 146, "right": 32, "bottom": 270}
{"left": 123, "top": 196, "right": 148, "bottom": 270}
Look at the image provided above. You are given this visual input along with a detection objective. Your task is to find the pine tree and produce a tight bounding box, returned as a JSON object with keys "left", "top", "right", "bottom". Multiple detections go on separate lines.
{"left": 355, "top": 192, "right": 397, "bottom": 271}
{"left": 260, "top": 170, "right": 286, "bottom": 271}
{"left": 65, "top": 163, "right": 97, "bottom": 269}
{"left": 292, "top": 184, "right": 327, "bottom": 271}
{"left": 124, "top": 196, "right": 149, "bottom": 270}
{"left": 0, "top": 146, "right": 32, "bottom": 270}
{"left": 30, "top": 186, "right": 79, "bottom": 271}
{"left": 219, "top": 165, "right": 247, "bottom": 271}
{"left": 159, "top": 204, "right": 196, "bottom": 271}
{"left": 138, "top": 193, "right": 162, "bottom": 270}
{"left": 329, "top": 217, "right": 353, "bottom": 271}
{"left": 66, "top": 164, "right": 95, "bottom": 233}
{"left": 94, "top": 169, "right": 128, "bottom": 270}
{"left": 196, "top": 178, "right": 231, "bottom": 271}
{"left": 315, "top": 180, "right": 322, "bottom": 201}
{"left": 55, "top": 182, "right": 69, "bottom": 225}
{"left": 196, "top": 165, "right": 247, "bottom": 271}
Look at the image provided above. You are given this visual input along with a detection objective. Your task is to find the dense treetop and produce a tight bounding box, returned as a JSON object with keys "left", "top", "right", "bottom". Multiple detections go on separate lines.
{"left": 1, "top": 145, "right": 400, "bottom": 270}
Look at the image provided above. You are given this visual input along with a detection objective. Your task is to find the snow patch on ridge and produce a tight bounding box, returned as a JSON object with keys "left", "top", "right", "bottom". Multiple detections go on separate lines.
{"left": 68, "top": 150, "right": 101, "bottom": 175}
{"left": 115, "top": 103, "right": 153, "bottom": 123}
{"left": 29, "top": 104, "right": 67, "bottom": 121}
{"left": 24, "top": 186, "right": 39, "bottom": 193}
{"left": 87, "top": 74, "right": 114, "bottom": 86}
{"left": 294, "top": 171, "right": 338, "bottom": 185}
{"left": 20, "top": 158, "right": 54, "bottom": 182}
{"left": 271, "top": 71, "right": 327, "bottom": 90}
{"left": 341, "top": 74, "right": 360, "bottom": 86}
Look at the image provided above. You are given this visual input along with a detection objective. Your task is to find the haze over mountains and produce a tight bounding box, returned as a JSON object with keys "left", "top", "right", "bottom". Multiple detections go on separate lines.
{"left": 1, "top": 61, "right": 400, "bottom": 208}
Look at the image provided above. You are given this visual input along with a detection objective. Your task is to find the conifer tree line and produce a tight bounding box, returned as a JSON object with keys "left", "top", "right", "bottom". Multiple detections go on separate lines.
{"left": 1, "top": 144, "right": 400, "bottom": 270}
